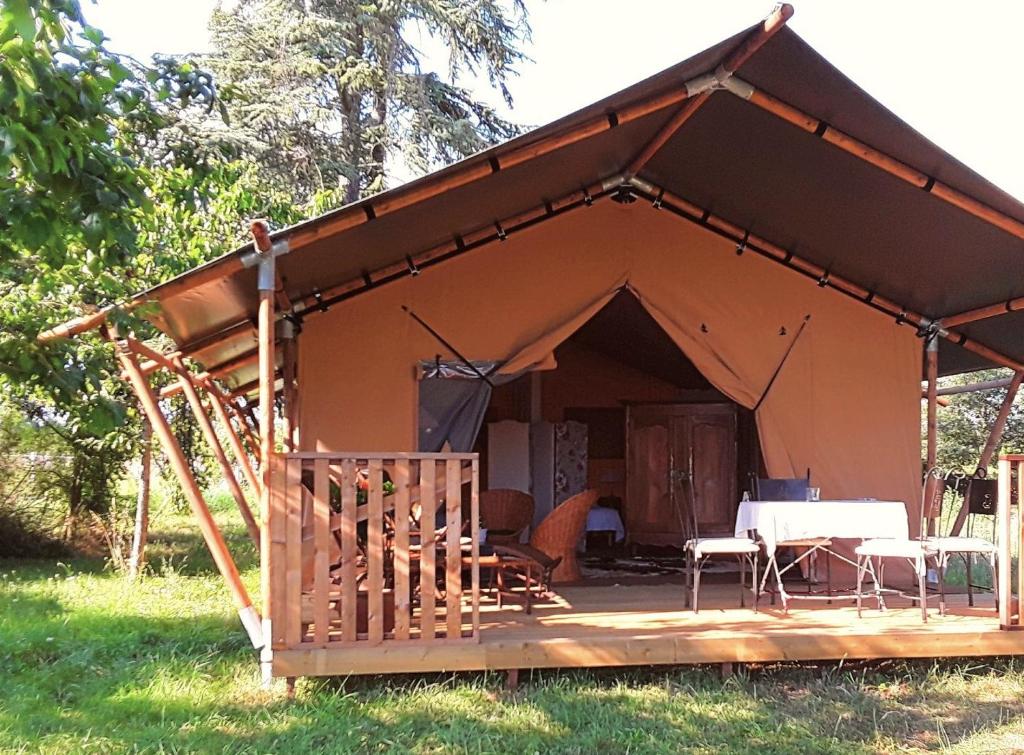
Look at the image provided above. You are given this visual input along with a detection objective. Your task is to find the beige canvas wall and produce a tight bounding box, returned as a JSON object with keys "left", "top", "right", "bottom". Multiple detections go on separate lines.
{"left": 298, "top": 200, "right": 922, "bottom": 528}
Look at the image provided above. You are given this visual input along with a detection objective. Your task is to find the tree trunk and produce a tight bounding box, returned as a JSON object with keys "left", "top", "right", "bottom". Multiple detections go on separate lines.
{"left": 128, "top": 415, "right": 153, "bottom": 579}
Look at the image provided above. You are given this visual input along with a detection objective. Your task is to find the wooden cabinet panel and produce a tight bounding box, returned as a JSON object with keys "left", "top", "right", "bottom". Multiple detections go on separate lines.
{"left": 626, "top": 404, "right": 737, "bottom": 546}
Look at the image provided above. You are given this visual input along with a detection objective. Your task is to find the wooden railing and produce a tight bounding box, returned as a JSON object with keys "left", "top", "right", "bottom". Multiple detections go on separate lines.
{"left": 996, "top": 454, "right": 1023, "bottom": 628}
{"left": 267, "top": 452, "right": 479, "bottom": 649}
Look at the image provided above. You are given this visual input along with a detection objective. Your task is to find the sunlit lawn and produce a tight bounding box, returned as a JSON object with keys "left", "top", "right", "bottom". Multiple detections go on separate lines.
{"left": 2, "top": 500, "right": 1024, "bottom": 753}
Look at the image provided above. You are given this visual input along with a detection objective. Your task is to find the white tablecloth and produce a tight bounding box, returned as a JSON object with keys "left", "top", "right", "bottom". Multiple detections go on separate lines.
{"left": 586, "top": 507, "right": 625, "bottom": 542}
{"left": 734, "top": 500, "right": 909, "bottom": 555}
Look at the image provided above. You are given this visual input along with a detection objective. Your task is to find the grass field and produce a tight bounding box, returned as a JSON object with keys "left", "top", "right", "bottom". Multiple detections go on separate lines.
{"left": 2, "top": 499, "right": 1024, "bottom": 754}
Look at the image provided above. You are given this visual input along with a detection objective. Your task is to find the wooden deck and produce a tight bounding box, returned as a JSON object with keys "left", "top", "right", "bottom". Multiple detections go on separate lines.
{"left": 272, "top": 581, "right": 1024, "bottom": 677}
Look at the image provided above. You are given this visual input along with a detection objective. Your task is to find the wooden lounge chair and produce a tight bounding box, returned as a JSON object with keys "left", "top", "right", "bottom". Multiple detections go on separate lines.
{"left": 480, "top": 489, "right": 535, "bottom": 544}
{"left": 494, "top": 489, "right": 599, "bottom": 585}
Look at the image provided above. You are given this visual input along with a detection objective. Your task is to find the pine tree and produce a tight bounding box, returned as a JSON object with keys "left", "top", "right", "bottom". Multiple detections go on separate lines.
{"left": 207, "top": 0, "right": 529, "bottom": 204}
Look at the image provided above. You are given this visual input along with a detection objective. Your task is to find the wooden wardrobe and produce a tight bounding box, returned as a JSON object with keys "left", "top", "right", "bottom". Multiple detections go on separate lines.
{"left": 625, "top": 403, "right": 738, "bottom": 547}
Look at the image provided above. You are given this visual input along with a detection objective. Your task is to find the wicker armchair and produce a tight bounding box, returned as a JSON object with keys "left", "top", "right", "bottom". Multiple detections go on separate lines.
{"left": 480, "top": 489, "right": 535, "bottom": 544}
{"left": 496, "top": 489, "right": 599, "bottom": 584}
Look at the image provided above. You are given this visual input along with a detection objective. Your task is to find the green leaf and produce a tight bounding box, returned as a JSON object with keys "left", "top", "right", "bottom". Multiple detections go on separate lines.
{"left": 4, "top": 0, "right": 35, "bottom": 43}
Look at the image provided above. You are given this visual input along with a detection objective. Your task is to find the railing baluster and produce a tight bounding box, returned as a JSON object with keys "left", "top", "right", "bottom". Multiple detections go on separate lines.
{"left": 393, "top": 459, "right": 411, "bottom": 640}
{"left": 367, "top": 459, "right": 384, "bottom": 644}
{"left": 269, "top": 454, "right": 287, "bottom": 649}
{"left": 470, "top": 458, "right": 480, "bottom": 641}
{"left": 312, "top": 458, "right": 330, "bottom": 645}
{"left": 284, "top": 457, "right": 303, "bottom": 647}
{"left": 419, "top": 460, "right": 436, "bottom": 641}
{"left": 340, "top": 459, "right": 357, "bottom": 642}
{"left": 445, "top": 458, "right": 463, "bottom": 640}
{"left": 272, "top": 451, "right": 477, "bottom": 646}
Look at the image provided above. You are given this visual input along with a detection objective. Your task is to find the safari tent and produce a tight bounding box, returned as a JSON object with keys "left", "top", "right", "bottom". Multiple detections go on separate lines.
{"left": 42, "top": 5, "right": 1024, "bottom": 685}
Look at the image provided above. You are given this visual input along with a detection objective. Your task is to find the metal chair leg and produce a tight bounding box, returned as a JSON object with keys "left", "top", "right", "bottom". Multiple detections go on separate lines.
{"left": 821, "top": 550, "right": 833, "bottom": 604}
{"left": 739, "top": 554, "right": 746, "bottom": 608}
{"left": 752, "top": 553, "right": 759, "bottom": 613}
{"left": 856, "top": 555, "right": 865, "bottom": 618}
{"left": 936, "top": 554, "right": 947, "bottom": 617}
{"left": 684, "top": 547, "right": 693, "bottom": 609}
{"left": 693, "top": 557, "right": 703, "bottom": 614}
{"left": 965, "top": 552, "right": 974, "bottom": 607}
{"left": 772, "top": 555, "right": 788, "bottom": 614}
{"left": 917, "top": 555, "right": 928, "bottom": 623}
{"left": 875, "top": 559, "right": 887, "bottom": 611}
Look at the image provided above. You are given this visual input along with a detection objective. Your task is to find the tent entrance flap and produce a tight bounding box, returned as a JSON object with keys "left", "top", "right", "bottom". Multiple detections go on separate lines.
{"left": 418, "top": 361, "right": 508, "bottom": 453}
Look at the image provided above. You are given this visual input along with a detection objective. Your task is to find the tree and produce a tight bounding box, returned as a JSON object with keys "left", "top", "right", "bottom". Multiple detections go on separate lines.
{"left": 0, "top": 1, "right": 286, "bottom": 540}
{"left": 934, "top": 369, "right": 1024, "bottom": 473}
{"left": 207, "top": 0, "right": 530, "bottom": 204}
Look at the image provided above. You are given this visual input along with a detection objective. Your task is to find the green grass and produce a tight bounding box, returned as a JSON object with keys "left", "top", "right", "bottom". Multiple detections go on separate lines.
{"left": 2, "top": 501, "right": 1024, "bottom": 753}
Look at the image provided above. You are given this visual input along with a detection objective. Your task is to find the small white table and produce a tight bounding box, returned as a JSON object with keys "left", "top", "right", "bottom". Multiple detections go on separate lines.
{"left": 734, "top": 499, "right": 909, "bottom": 607}
{"left": 582, "top": 507, "right": 626, "bottom": 551}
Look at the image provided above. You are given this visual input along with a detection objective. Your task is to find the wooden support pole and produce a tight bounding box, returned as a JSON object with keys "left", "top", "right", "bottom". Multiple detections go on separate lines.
{"left": 940, "top": 297, "right": 1024, "bottom": 330}
{"left": 935, "top": 376, "right": 1017, "bottom": 396}
{"left": 254, "top": 221, "right": 277, "bottom": 644}
{"left": 179, "top": 321, "right": 257, "bottom": 358}
{"left": 950, "top": 372, "right": 1024, "bottom": 536}
{"left": 977, "top": 372, "right": 1024, "bottom": 475}
{"left": 996, "top": 456, "right": 1013, "bottom": 627}
{"left": 623, "top": 91, "right": 714, "bottom": 179}
{"left": 174, "top": 359, "right": 261, "bottom": 547}
{"left": 622, "top": 3, "right": 793, "bottom": 179}
{"left": 111, "top": 332, "right": 262, "bottom": 647}
{"left": 207, "top": 389, "right": 261, "bottom": 494}
{"left": 281, "top": 322, "right": 297, "bottom": 453}
{"left": 127, "top": 415, "right": 152, "bottom": 580}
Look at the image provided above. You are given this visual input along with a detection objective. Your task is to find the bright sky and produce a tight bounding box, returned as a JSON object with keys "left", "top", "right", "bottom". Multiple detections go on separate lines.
{"left": 84, "top": 0, "right": 1024, "bottom": 200}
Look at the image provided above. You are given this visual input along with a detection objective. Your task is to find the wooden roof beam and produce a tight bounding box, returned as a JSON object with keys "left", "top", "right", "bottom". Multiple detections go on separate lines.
{"left": 624, "top": 177, "right": 1024, "bottom": 374}
{"left": 622, "top": 3, "right": 793, "bottom": 179}
{"left": 720, "top": 75, "right": 1024, "bottom": 242}
{"left": 179, "top": 321, "right": 257, "bottom": 357}
{"left": 939, "top": 296, "right": 1024, "bottom": 330}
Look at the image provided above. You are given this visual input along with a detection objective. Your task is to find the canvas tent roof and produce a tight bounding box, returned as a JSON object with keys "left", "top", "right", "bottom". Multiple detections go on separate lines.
{"left": 104, "top": 12, "right": 1024, "bottom": 389}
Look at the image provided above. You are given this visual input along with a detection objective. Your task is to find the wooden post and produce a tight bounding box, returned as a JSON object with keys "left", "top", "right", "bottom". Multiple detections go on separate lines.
{"left": 1019, "top": 460, "right": 1024, "bottom": 627}
{"left": 951, "top": 372, "right": 1024, "bottom": 536}
{"left": 127, "top": 414, "right": 152, "bottom": 579}
{"left": 997, "top": 457, "right": 1013, "bottom": 627}
{"left": 281, "top": 322, "right": 298, "bottom": 452}
{"left": 207, "top": 388, "right": 261, "bottom": 494}
{"left": 174, "top": 360, "right": 261, "bottom": 547}
{"left": 111, "top": 334, "right": 262, "bottom": 647}
{"left": 252, "top": 218, "right": 280, "bottom": 666}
